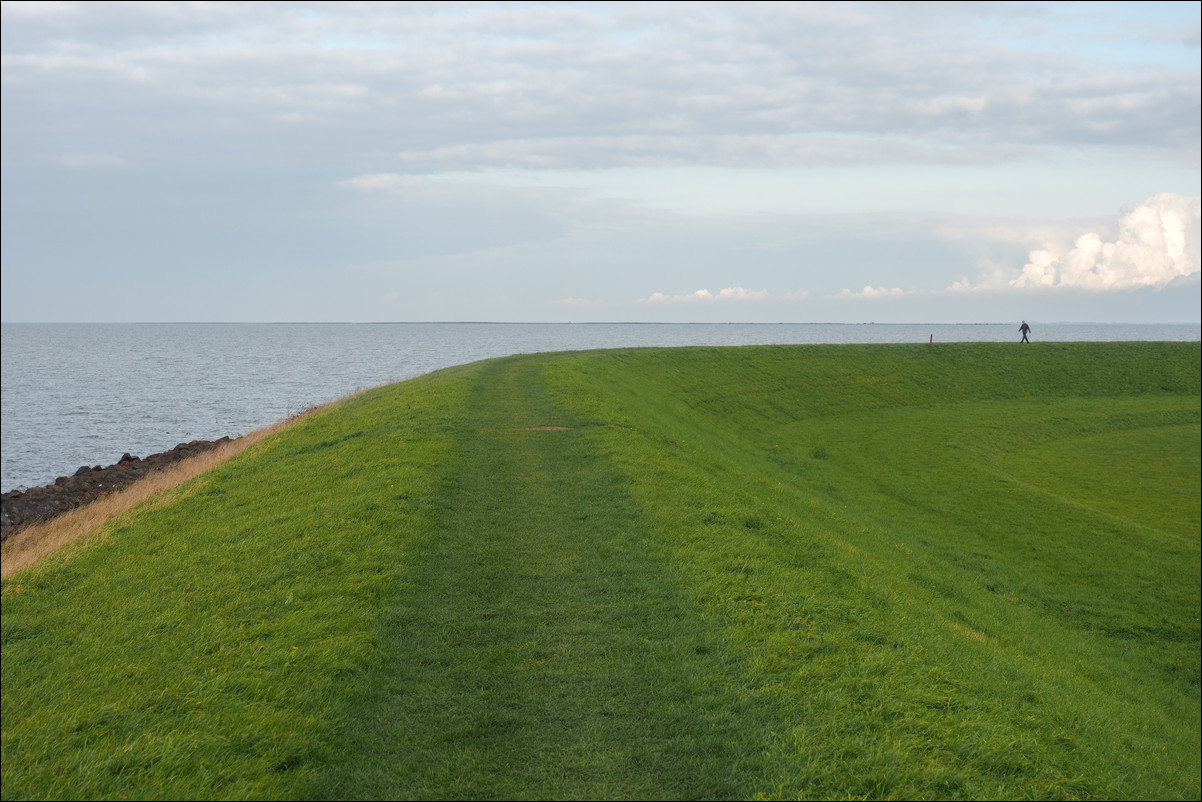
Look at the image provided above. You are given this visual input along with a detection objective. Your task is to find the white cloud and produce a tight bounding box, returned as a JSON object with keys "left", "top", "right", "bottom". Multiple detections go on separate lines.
{"left": 4, "top": 2, "right": 1198, "bottom": 175}
{"left": 3, "top": 3, "right": 1200, "bottom": 325}
{"left": 910, "top": 95, "right": 987, "bottom": 117}
{"left": 390, "top": 134, "right": 985, "bottom": 171}
{"left": 641, "top": 287, "right": 770, "bottom": 303}
{"left": 1011, "top": 193, "right": 1200, "bottom": 291}
{"left": 836, "top": 286, "right": 909, "bottom": 299}
{"left": 338, "top": 172, "right": 417, "bottom": 190}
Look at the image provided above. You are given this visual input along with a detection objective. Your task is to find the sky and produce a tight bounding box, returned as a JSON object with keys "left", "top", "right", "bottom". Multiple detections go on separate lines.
{"left": 1, "top": 1, "right": 1199, "bottom": 324}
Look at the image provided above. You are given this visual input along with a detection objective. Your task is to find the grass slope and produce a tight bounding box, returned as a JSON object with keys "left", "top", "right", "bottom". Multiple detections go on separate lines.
{"left": 2, "top": 343, "right": 1199, "bottom": 800}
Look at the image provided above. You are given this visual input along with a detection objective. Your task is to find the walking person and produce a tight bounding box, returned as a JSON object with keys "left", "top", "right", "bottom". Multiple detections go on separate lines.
{"left": 1019, "top": 320, "right": 1031, "bottom": 343}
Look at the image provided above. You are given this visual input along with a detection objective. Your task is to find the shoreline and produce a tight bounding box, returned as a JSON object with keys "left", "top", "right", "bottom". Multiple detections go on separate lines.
{"left": 1, "top": 438, "right": 235, "bottom": 542}
{"left": 0, "top": 407, "right": 321, "bottom": 578}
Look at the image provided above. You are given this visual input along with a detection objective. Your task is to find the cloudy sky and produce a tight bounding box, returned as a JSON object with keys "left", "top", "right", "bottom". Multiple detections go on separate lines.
{"left": 2, "top": 1, "right": 1199, "bottom": 323}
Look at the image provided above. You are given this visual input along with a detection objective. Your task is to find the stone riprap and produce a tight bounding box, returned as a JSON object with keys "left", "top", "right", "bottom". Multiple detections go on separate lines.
{"left": 1, "top": 438, "right": 233, "bottom": 541}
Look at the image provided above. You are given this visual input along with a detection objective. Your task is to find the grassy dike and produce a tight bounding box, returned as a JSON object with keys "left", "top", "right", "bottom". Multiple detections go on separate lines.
{"left": 2, "top": 342, "right": 1199, "bottom": 800}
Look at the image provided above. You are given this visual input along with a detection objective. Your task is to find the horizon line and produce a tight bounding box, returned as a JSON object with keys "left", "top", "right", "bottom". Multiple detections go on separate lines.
{"left": 3, "top": 320, "right": 1201, "bottom": 327}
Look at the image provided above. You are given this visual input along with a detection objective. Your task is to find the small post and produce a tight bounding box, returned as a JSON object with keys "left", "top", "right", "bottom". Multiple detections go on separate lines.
{"left": 929, "top": 334, "right": 933, "bottom": 346}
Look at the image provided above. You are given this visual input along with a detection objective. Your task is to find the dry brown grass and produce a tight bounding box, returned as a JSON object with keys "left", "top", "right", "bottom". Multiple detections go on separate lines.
{"left": 1, "top": 412, "right": 313, "bottom": 579}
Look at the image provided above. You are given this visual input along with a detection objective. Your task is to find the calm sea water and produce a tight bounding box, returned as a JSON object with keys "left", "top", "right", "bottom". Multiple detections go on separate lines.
{"left": 3, "top": 322, "right": 1198, "bottom": 492}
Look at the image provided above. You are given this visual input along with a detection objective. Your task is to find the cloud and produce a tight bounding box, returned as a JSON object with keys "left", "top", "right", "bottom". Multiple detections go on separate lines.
{"left": 3, "top": 2, "right": 1198, "bottom": 175}
{"left": 338, "top": 173, "right": 418, "bottom": 190}
{"left": 835, "top": 286, "right": 910, "bottom": 299}
{"left": 390, "top": 135, "right": 988, "bottom": 171}
{"left": 3, "top": 3, "right": 1199, "bottom": 326}
{"left": 1011, "top": 193, "right": 1200, "bottom": 291}
{"left": 641, "top": 287, "right": 770, "bottom": 303}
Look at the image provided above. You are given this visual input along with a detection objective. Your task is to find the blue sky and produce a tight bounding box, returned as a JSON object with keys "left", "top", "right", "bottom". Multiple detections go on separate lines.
{"left": 2, "top": 1, "right": 1199, "bottom": 323}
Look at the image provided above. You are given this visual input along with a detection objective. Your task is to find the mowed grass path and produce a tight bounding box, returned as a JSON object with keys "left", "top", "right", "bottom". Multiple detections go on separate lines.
{"left": 2, "top": 343, "right": 1199, "bottom": 800}
{"left": 318, "top": 359, "right": 760, "bottom": 799}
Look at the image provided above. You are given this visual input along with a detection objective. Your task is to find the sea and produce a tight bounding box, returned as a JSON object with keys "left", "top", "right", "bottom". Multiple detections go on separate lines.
{"left": 3, "top": 322, "right": 1199, "bottom": 493}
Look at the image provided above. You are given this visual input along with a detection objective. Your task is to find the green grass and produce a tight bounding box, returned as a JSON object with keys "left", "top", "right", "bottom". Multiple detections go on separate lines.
{"left": 2, "top": 342, "right": 1199, "bottom": 800}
